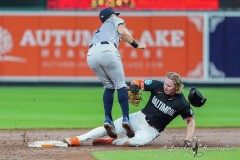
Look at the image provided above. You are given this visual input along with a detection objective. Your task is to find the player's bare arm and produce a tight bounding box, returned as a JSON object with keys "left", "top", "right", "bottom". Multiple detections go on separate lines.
{"left": 117, "top": 24, "right": 147, "bottom": 49}
{"left": 186, "top": 118, "right": 195, "bottom": 141}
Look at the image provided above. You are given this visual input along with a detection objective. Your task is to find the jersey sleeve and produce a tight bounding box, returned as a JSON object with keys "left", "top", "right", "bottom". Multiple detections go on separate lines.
{"left": 143, "top": 80, "right": 163, "bottom": 91}
{"left": 180, "top": 104, "right": 194, "bottom": 121}
{"left": 112, "top": 17, "right": 125, "bottom": 28}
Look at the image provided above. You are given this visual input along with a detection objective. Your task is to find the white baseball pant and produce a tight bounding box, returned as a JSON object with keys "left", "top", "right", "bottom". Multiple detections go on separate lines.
{"left": 76, "top": 111, "right": 159, "bottom": 147}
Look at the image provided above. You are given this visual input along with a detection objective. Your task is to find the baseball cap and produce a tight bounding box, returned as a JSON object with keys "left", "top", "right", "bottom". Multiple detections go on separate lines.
{"left": 188, "top": 86, "right": 207, "bottom": 107}
{"left": 99, "top": 7, "right": 120, "bottom": 23}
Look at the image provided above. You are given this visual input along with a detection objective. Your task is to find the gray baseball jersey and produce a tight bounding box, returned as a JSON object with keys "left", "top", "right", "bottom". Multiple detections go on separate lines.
{"left": 90, "top": 17, "right": 125, "bottom": 48}
{"left": 87, "top": 16, "right": 126, "bottom": 89}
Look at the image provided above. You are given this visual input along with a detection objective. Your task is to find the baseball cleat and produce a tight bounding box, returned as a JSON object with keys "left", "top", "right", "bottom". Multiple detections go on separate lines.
{"left": 122, "top": 117, "right": 135, "bottom": 138}
{"left": 64, "top": 137, "right": 81, "bottom": 147}
{"left": 92, "top": 137, "right": 116, "bottom": 145}
{"left": 104, "top": 118, "right": 117, "bottom": 138}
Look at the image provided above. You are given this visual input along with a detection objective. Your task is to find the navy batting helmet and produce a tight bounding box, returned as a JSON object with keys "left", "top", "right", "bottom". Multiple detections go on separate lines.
{"left": 188, "top": 86, "right": 207, "bottom": 107}
{"left": 99, "top": 7, "right": 120, "bottom": 23}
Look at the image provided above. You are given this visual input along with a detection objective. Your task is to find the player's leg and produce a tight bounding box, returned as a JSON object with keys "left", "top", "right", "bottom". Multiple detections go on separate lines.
{"left": 92, "top": 115, "right": 129, "bottom": 146}
{"left": 103, "top": 88, "right": 114, "bottom": 121}
{"left": 111, "top": 127, "right": 159, "bottom": 147}
{"left": 92, "top": 113, "right": 134, "bottom": 146}
{"left": 123, "top": 124, "right": 159, "bottom": 146}
{"left": 102, "top": 51, "right": 135, "bottom": 137}
{"left": 93, "top": 111, "right": 159, "bottom": 146}
{"left": 64, "top": 126, "right": 107, "bottom": 146}
{"left": 87, "top": 51, "right": 117, "bottom": 138}
{"left": 92, "top": 51, "right": 133, "bottom": 137}
{"left": 107, "top": 111, "right": 140, "bottom": 134}
{"left": 90, "top": 66, "right": 117, "bottom": 138}
{"left": 114, "top": 112, "right": 159, "bottom": 146}
{"left": 103, "top": 88, "right": 118, "bottom": 138}
{"left": 89, "top": 66, "right": 115, "bottom": 121}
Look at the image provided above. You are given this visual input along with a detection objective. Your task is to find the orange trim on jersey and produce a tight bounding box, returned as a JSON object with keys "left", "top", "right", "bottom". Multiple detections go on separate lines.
{"left": 183, "top": 116, "right": 193, "bottom": 122}
{"left": 131, "top": 80, "right": 144, "bottom": 90}
{"left": 140, "top": 81, "right": 145, "bottom": 90}
{"left": 131, "top": 80, "right": 141, "bottom": 86}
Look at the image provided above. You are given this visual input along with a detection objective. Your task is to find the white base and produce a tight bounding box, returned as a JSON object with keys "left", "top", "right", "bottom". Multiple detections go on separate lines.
{"left": 28, "top": 140, "right": 68, "bottom": 148}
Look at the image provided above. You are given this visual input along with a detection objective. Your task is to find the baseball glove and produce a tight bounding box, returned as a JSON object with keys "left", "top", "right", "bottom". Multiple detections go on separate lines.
{"left": 128, "top": 84, "right": 142, "bottom": 106}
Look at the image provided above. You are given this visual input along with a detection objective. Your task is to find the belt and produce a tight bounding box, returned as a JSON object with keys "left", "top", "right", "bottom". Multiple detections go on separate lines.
{"left": 88, "top": 41, "right": 116, "bottom": 49}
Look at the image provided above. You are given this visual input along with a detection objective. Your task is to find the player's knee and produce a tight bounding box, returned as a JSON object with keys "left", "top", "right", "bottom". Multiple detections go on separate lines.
{"left": 104, "top": 82, "right": 115, "bottom": 89}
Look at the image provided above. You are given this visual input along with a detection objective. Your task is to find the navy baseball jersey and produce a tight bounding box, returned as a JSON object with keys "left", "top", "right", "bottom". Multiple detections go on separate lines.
{"left": 141, "top": 80, "right": 194, "bottom": 132}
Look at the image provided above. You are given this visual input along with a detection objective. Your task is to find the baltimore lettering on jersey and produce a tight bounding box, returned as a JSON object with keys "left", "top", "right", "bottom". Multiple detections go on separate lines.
{"left": 152, "top": 96, "right": 176, "bottom": 116}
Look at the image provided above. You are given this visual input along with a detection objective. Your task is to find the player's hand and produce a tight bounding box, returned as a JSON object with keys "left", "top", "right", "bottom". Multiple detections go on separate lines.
{"left": 183, "top": 139, "right": 191, "bottom": 147}
{"left": 183, "top": 139, "right": 198, "bottom": 157}
{"left": 137, "top": 42, "right": 147, "bottom": 49}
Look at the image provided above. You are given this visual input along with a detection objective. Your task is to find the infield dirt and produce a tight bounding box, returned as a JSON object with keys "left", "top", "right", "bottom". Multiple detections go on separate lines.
{"left": 0, "top": 128, "right": 239, "bottom": 160}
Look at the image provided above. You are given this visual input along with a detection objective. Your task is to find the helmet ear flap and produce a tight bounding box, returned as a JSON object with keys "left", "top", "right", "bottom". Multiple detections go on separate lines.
{"left": 188, "top": 86, "right": 207, "bottom": 107}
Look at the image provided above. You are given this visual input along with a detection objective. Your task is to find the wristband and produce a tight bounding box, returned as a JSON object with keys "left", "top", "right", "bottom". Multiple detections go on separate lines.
{"left": 131, "top": 40, "right": 138, "bottom": 48}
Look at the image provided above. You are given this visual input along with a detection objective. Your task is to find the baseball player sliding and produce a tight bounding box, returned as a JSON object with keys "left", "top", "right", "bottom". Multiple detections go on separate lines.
{"left": 64, "top": 72, "right": 206, "bottom": 151}
{"left": 86, "top": 7, "right": 147, "bottom": 139}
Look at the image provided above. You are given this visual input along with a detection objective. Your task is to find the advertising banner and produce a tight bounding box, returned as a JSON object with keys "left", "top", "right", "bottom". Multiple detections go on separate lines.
{"left": 0, "top": 12, "right": 204, "bottom": 81}
{"left": 209, "top": 15, "right": 240, "bottom": 78}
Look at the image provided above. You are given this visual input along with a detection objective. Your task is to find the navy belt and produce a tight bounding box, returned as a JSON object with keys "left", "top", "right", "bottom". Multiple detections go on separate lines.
{"left": 89, "top": 41, "right": 116, "bottom": 49}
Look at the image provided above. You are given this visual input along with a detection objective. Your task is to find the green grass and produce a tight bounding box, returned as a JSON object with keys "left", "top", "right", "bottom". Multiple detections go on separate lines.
{"left": 92, "top": 148, "right": 240, "bottom": 160}
{"left": 0, "top": 87, "right": 240, "bottom": 129}
{"left": 0, "top": 87, "right": 106, "bottom": 129}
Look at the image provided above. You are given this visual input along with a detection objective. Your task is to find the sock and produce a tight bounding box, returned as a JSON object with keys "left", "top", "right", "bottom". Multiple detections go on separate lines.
{"left": 103, "top": 88, "right": 115, "bottom": 121}
{"left": 117, "top": 87, "right": 129, "bottom": 119}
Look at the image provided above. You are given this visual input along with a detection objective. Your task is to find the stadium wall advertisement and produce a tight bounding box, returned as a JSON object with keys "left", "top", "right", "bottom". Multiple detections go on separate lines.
{"left": 209, "top": 14, "right": 240, "bottom": 79}
{"left": 0, "top": 11, "right": 239, "bottom": 83}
